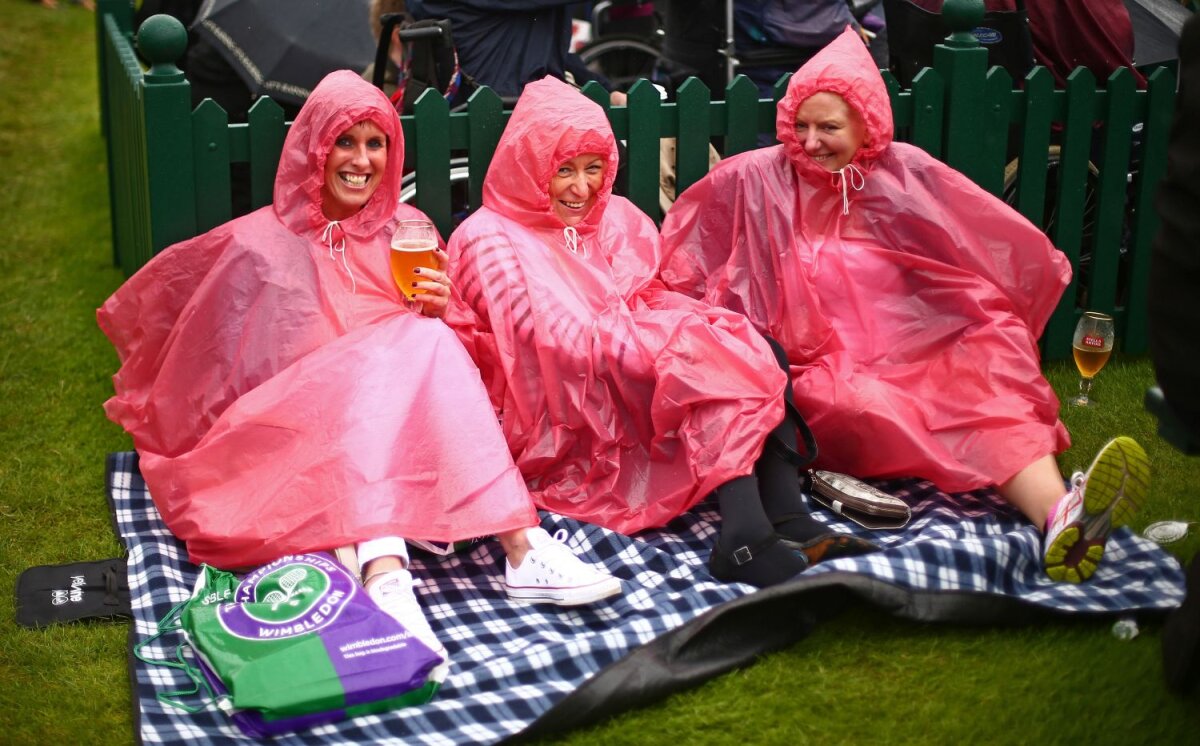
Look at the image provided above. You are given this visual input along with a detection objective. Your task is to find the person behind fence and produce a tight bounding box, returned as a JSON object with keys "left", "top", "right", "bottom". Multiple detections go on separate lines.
{"left": 443, "top": 76, "right": 879, "bottom": 589}
{"left": 657, "top": 0, "right": 872, "bottom": 99}
{"left": 97, "top": 71, "right": 622, "bottom": 664}
{"left": 1150, "top": 10, "right": 1200, "bottom": 697}
{"left": 905, "top": 0, "right": 1146, "bottom": 88}
{"left": 658, "top": 27, "right": 1151, "bottom": 584}
{"left": 1150, "top": 10, "right": 1200, "bottom": 444}
{"left": 407, "top": 0, "right": 627, "bottom": 105}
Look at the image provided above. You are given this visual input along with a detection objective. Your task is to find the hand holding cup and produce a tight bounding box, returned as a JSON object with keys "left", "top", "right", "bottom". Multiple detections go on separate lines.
{"left": 411, "top": 247, "right": 451, "bottom": 318}
{"left": 390, "top": 220, "right": 450, "bottom": 318}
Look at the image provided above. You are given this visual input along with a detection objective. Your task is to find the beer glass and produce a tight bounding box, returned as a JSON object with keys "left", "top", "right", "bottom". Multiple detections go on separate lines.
{"left": 389, "top": 220, "right": 438, "bottom": 302}
{"left": 1070, "top": 311, "right": 1115, "bottom": 407}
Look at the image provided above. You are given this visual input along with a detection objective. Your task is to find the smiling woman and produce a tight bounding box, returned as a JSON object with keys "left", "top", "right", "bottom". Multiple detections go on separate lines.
{"left": 549, "top": 153, "right": 605, "bottom": 226}
{"left": 660, "top": 26, "right": 1151, "bottom": 585}
{"left": 793, "top": 91, "right": 867, "bottom": 172}
{"left": 321, "top": 120, "right": 388, "bottom": 220}
{"left": 96, "top": 70, "right": 620, "bottom": 665}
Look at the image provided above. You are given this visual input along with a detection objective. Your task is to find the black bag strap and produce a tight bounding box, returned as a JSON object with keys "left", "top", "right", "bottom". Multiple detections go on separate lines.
{"left": 760, "top": 334, "right": 818, "bottom": 469}
{"left": 768, "top": 396, "right": 819, "bottom": 469}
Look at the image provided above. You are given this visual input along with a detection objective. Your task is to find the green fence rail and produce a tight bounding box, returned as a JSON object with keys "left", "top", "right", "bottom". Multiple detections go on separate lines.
{"left": 96, "top": 0, "right": 1176, "bottom": 361}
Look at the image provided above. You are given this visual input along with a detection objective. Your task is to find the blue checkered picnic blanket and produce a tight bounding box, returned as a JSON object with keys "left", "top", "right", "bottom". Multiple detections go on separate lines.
{"left": 108, "top": 452, "right": 1186, "bottom": 745}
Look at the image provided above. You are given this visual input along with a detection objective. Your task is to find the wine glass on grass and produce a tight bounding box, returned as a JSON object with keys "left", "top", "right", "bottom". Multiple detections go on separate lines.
{"left": 1070, "top": 311, "right": 1115, "bottom": 407}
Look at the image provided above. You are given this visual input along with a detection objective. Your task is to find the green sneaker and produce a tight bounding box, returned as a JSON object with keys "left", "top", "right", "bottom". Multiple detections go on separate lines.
{"left": 1043, "top": 436, "right": 1150, "bottom": 583}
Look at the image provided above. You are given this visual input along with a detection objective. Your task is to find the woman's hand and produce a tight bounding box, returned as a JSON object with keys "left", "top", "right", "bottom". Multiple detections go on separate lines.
{"left": 412, "top": 247, "right": 451, "bottom": 318}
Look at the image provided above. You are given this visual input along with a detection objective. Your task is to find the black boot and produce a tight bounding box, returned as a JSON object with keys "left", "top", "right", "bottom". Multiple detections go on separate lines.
{"left": 708, "top": 475, "right": 809, "bottom": 587}
{"left": 709, "top": 533, "right": 810, "bottom": 587}
{"left": 759, "top": 455, "right": 881, "bottom": 564}
{"left": 756, "top": 336, "right": 881, "bottom": 565}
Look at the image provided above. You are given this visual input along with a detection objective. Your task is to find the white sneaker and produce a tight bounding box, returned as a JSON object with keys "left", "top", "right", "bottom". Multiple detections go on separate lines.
{"left": 505, "top": 528, "right": 622, "bottom": 606}
{"left": 367, "top": 568, "right": 448, "bottom": 664}
{"left": 1043, "top": 436, "right": 1150, "bottom": 583}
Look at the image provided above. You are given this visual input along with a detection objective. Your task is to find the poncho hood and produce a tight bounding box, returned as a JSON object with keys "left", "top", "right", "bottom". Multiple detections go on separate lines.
{"left": 775, "top": 26, "right": 893, "bottom": 185}
{"left": 482, "top": 76, "right": 619, "bottom": 236}
{"left": 273, "top": 70, "right": 405, "bottom": 239}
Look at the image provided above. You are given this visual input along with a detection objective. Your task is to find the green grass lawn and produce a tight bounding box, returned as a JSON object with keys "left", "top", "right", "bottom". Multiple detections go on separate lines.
{"left": 1, "top": 3, "right": 1198, "bottom": 744}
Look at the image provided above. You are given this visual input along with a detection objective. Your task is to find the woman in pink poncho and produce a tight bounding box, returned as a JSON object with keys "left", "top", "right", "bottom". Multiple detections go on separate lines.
{"left": 98, "top": 71, "right": 620, "bottom": 657}
{"left": 445, "top": 76, "right": 877, "bottom": 588}
{"left": 659, "top": 27, "right": 1150, "bottom": 583}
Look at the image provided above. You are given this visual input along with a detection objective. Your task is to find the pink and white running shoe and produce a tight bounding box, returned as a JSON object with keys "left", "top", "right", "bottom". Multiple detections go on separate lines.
{"left": 1043, "top": 436, "right": 1150, "bottom": 583}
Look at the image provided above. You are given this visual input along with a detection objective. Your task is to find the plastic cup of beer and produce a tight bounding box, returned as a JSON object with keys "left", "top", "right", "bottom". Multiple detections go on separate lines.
{"left": 389, "top": 220, "right": 438, "bottom": 301}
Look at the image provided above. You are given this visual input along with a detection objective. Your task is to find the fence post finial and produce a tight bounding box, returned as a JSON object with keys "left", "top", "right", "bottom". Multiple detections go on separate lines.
{"left": 137, "top": 14, "right": 187, "bottom": 84}
{"left": 933, "top": 0, "right": 988, "bottom": 184}
{"left": 941, "top": 0, "right": 985, "bottom": 48}
{"left": 135, "top": 13, "right": 198, "bottom": 254}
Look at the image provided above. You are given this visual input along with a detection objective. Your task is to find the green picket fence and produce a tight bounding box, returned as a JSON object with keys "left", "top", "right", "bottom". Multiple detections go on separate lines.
{"left": 95, "top": 0, "right": 1176, "bottom": 360}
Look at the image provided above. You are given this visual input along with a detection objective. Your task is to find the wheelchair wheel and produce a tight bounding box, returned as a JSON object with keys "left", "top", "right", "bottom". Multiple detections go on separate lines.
{"left": 1003, "top": 147, "right": 1110, "bottom": 308}
{"left": 578, "top": 35, "right": 665, "bottom": 93}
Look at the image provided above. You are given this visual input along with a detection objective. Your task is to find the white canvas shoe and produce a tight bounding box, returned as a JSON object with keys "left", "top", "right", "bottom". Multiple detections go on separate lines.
{"left": 504, "top": 528, "right": 622, "bottom": 606}
{"left": 367, "top": 568, "right": 448, "bottom": 665}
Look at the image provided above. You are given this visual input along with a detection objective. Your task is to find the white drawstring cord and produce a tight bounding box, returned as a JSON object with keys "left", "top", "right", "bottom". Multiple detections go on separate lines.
{"left": 563, "top": 225, "right": 581, "bottom": 255}
{"left": 321, "top": 220, "right": 356, "bottom": 294}
{"left": 832, "top": 163, "right": 866, "bottom": 215}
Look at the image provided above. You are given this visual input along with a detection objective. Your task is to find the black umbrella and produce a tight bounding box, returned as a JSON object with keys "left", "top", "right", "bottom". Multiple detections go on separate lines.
{"left": 1124, "top": 0, "right": 1190, "bottom": 68}
{"left": 192, "top": 0, "right": 376, "bottom": 107}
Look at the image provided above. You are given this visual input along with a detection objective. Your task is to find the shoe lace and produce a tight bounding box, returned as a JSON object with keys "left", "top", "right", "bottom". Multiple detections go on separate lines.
{"left": 371, "top": 571, "right": 421, "bottom": 612}
{"left": 528, "top": 529, "right": 595, "bottom": 583}
{"left": 1047, "top": 473, "right": 1087, "bottom": 535}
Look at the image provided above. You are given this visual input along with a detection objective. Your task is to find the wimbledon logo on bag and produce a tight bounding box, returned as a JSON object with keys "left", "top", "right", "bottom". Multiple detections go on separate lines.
{"left": 217, "top": 554, "right": 357, "bottom": 640}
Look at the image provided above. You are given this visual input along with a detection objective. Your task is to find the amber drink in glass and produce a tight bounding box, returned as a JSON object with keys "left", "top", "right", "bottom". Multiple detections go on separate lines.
{"left": 1070, "top": 311, "right": 1115, "bottom": 407}
{"left": 390, "top": 220, "right": 437, "bottom": 301}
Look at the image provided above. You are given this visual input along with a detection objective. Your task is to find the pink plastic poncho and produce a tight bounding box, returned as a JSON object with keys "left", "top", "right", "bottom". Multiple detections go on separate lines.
{"left": 444, "top": 77, "right": 787, "bottom": 534}
{"left": 660, "top": 28, "right": 1071, "bottom": 493}
{"left": 98, "top": 71, "right": 535, "bottom": 568}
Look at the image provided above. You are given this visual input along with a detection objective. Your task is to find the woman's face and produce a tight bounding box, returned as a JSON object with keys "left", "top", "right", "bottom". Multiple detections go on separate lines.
{"left": 321, "top": 120, "right": 388, "bottom": 221}
{"left": 793, "top": 92, "right": 867, "bottom": 172}
{"left": 549, "top": 153, "right": 606, "bottom": 226}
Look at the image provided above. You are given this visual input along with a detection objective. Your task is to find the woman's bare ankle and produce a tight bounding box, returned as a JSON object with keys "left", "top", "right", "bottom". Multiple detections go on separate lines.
{"left": 497, "top": 528, "right": 534, "bottom": 568}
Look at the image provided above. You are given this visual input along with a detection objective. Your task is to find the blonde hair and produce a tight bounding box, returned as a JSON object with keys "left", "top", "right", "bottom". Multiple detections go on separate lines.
{"left": 369, "top": 0, "right": 409, "bottom": 40}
